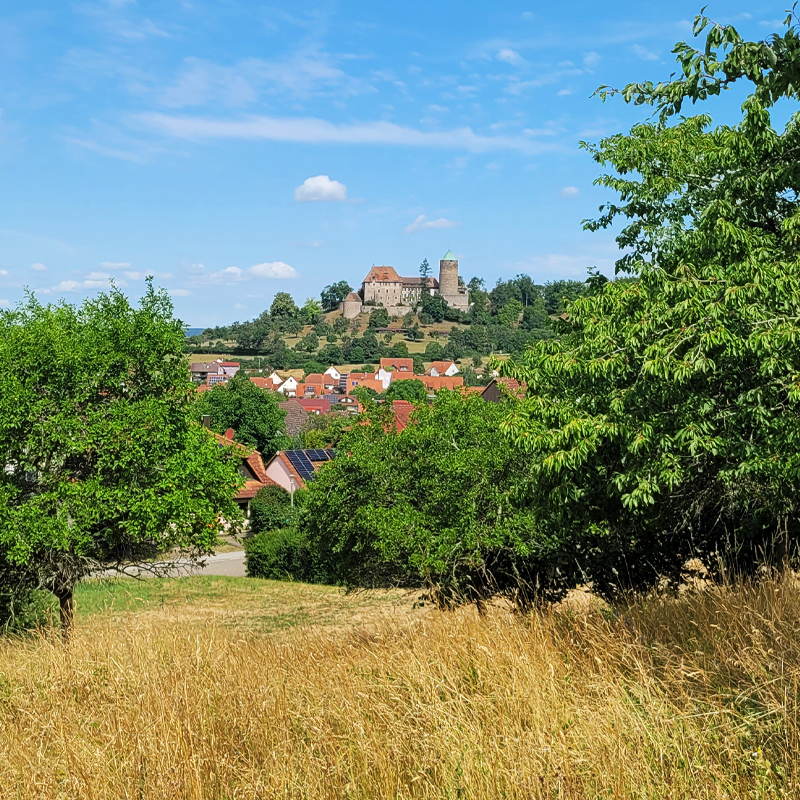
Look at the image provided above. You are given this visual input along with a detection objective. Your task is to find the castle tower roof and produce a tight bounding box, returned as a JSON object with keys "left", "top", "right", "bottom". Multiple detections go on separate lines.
{"left": 442, "top": 250, "right": 456, "bottom": 260}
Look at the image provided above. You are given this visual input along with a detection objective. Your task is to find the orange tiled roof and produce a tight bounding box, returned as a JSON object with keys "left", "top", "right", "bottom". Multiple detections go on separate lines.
{"left": 427, "top": 360, "right": 456, "bottom": 375}
{"left": 380, "top": 357, "right": 414, "bottom": 372}
{"left": 210, "top": 429, "right": 276, "bottom": 500}
{"left": 364, "top": 265, "right": 401, "bottom": 283}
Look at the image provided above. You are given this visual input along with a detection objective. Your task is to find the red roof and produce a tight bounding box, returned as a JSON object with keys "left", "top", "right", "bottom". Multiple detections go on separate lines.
{"left": 209, "top": 428, "right": 277, "bottom": 501}
{"left": 295, "top": 397, "right": 331, "bottom": 414}
{"left": 390, "top": 400, "right": 414, "bottom": 432}
{"left": 364, "top": 265, "right": 401, "bottom": 283}
{"left": 380, "top": 357, "right": 414, "bottom": 372}
{"left": 427, "top": 360, "right": 456, "bottom": 375}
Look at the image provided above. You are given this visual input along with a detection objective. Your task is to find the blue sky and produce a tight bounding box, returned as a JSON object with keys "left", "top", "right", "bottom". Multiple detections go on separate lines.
{"left": 0, "top": 1, "right": 783, "bottom": 325}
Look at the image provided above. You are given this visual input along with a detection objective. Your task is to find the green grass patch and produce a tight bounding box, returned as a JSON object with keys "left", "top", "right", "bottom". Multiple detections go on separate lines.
{"left": 72, "top": 575, "right": 415, "bottom": 635}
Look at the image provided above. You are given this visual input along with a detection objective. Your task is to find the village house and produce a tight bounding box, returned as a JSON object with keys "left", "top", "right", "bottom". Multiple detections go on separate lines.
{"left": 190, "top": 359, "right": 240, "bottom": 384}
{"left": 203, "top": 419, "right": 276, "bottom": 517}
{"left": 380, "top": 357, "right": 414, "bottom": 373}
{"left": 426, "top": 360, "right": 460, "bottom": 377}
{"left": 276, "top": 376, "right": 299, "bottom": 397}
{"left": 265, "top": 449, "right": 336, "bottom": 494}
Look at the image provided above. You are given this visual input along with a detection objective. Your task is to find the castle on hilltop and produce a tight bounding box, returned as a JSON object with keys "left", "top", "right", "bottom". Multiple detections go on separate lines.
{"left": 341, "top": 251, "right": 470, "bottom": 319}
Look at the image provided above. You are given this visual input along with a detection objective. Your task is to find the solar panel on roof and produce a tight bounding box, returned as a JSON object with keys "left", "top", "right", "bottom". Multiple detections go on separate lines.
{"left": 286, "top": 450, "right": 315, "bottom": 480}
{"left": 306, "top": 449, "right": 332, "bottom": 462}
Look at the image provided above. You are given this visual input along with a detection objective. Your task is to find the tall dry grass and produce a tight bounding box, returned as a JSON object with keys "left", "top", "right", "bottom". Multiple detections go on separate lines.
{"left": 0, "top": 578, "right": 798, "bottom": 799}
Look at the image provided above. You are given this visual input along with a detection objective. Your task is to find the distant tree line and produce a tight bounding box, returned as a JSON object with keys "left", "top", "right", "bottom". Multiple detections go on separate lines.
{"left": 185, "top": 274, "right": 597, "bottom": 368}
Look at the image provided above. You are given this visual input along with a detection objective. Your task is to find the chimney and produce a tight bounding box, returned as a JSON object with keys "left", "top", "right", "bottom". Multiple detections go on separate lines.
{"left": 225, "top": 428, "right": 235, "bottom": 440}
{"left": 201, "top": 415, "right": 211, "bottom": 428}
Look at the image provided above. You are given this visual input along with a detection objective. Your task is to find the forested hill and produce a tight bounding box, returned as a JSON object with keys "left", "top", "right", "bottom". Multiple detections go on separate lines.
{"left": 185, "top": 274, "right": 604, "bottom": 372}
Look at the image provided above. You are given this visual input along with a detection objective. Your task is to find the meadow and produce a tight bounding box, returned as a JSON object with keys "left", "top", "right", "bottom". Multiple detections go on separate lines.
{"left": 0, "top": 575, "right": 797, "bottom": 798}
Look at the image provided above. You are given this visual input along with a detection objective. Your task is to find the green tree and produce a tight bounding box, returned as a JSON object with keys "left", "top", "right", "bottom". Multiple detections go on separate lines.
{"left": 298, "top": 392, "right": 535, "bottom": 607}
{"left": 249, "top": 485, "right": 292, "bottom": 535}
{"left": 197, "top": 372, "right": 287, "bottom": 458}
{"left": 270, "top": 292, "right": 299, "bottom": 332}
{"left": 320, "top": 281, "right": 353, "bottom": 312}
{"left": 499, "top": 11, "right": 800, "bottom": 596}
{"left": 413, "top": 355, "right": 425, "bottom": 375}
{"left": 368, "top": 307, "right": 390, "bottom": 328}
{"left": 424, "top": 342, "right": 445, "bottom": 360}
{"left": 300, "top": 298, "right": 323, "bottom": 326}
{"left": 497, "top": 298, "right": 523, "bottom": 328}
{"left": 0, "top": 285, "right": 243, "bottom": 633}
{"left": 385, "top": 378, "right": 428, "bottom": 404}
{"left": 419, "top": 258, "right": 431, "bottom": 293}
{"left": 295, "top": 331, "right": 319, "bottom": 353}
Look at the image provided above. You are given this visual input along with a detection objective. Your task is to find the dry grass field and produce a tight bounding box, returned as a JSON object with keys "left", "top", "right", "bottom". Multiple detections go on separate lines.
{"left": 1, "top": 575, "right": 798, "bottom": 799}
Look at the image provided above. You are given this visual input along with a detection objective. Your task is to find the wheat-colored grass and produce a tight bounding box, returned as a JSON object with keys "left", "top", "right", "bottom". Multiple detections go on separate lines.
{"left": 1, "top": 577, "right": 798, "bottom": 798}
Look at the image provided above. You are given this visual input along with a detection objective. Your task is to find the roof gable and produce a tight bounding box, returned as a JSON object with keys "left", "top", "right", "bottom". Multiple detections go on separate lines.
{"left": 364, "top": 265, "right": 401, "bottom": 283}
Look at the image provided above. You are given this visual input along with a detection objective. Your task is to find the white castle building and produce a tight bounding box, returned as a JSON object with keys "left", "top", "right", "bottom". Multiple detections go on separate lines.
{"left": 340, "top": 251, "right": 470, "bottom": 319}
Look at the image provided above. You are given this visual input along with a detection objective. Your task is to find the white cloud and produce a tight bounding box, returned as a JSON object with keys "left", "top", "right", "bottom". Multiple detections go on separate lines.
{"left": 249, "top": 261, "right": 297, "bottom": 279}
{"left": 583, "top": 52, "right": 600, "bottom": 68}
{"left": 0, "top": 270, "right": 8, "bottom": 276}
{"left": 0, "top": 299, "right": 9, "bottom": 307}
{"left": 497, "top": 48, "right": 525, "bottom": 66}
{"left": 235, "top": 302, "right": 246, "bottom": 309}
{"left": 557, "top": 88, "right": 572, "bottom": 96}
{"left": 294, "top": 175, "right": 347, "bottom": 202}
{"left": 204, "top": 261, "right": 298, "bottom": 284}
{"left": 560, "top": 186, "right": 580, "bottom": 197}
{"left": 156, "top": 46, "right": 371, "bottom": 109}
{"left": 214, "top": 266, "right": 244, "bottom": 283}
{"left": 48, "top": 278, "right": 109, "bottom": 293}
{"left": 137, "top": 113, "right": 556, "bottom": 155}
{"left": 100, "top": 261, "right": 131, "bottom": 270}
{"left": 169, "top": 288, "right": 191, "bottom": 297}
{"left": 30, "top": 262, "right": 47, "bottom": 272}
{"left": 632, "top": 44, "right": 659, "bottom": 61}
{"left": 405, "top": 215, "right": 462, "bottom": 234}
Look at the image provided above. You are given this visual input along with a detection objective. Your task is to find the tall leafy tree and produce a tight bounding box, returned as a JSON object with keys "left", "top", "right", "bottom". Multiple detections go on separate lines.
{"left": 499, "top": 11, "right": 800, "bottom": 594}
{"left": 196, "top": 372, "right": 287, "bottom": 458}
{"left": 0, "top": 285, "right": 243, "bottom": 632}
{"left": 320, "top": 281, "right": 353, "bottom": 312}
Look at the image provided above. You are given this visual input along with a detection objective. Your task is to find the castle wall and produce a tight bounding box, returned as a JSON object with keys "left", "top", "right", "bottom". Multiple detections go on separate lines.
{"left": 363, "top": 280, "right": 402, "bottom": 306}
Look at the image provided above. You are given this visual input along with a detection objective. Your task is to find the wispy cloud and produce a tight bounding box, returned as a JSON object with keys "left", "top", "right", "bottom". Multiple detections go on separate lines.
{"left": 405, "top": 215, "right": 462, "bottom": 234}
{"left": 295, "top": 175, "right": 347, "bottom": 202}
{"left": 560, "top": 186, "right": 579, "bottom": 197}
{"left": 137, "top": 113, "right": 556, "bottom": 154}
{"left": 100, "top": 261, "right": 131, "bottom": 269}
{"left": 632, "top": 44, "right": 658, "bottom": 61}
{"left": 496, "top": 48, "right": 526, "bottom": 66}
{"left": 157, "top": 46, "right": 372, "bottom": 109}
{"left": 30, "top": 262, "right": 47, "bottom": 272}
{"left": 202, "top": 261, "right": 298, "bottom": 284}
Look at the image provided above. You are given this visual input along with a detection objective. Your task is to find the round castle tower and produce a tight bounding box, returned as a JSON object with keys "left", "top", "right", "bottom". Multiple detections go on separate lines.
{"left": 438, "top": 250, "right": 459, "bottom": 297}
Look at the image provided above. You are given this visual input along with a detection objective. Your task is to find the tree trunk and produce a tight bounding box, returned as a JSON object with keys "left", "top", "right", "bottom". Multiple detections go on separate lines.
{"left": 56, "top": 588, "right": 74, "bottom": 640}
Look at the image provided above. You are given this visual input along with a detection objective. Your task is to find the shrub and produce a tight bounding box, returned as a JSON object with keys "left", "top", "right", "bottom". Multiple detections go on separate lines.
{"left": 249, "top": 485, "right": 292, "bottom": 535}
{"left": 244, "top": 528, "right": 328, "bottom": 582}
{"left": 0, "top": 584, "right": 53, "bottom": 634}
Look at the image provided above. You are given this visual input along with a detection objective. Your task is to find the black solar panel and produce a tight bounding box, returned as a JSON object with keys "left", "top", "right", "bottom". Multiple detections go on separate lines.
{"left": 306, "top": 449, "right": 332, "bottom": 462}
{"left": 286, "top": 450, "right": 315, "bottom": 480}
